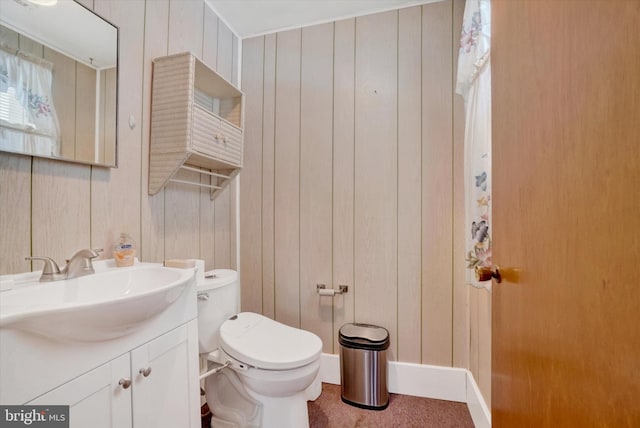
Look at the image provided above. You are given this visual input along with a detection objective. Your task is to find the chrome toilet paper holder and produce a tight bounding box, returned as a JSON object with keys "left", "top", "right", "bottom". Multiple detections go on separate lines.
{"left": 316, "top": 284, "right": 349, "bottom": 296}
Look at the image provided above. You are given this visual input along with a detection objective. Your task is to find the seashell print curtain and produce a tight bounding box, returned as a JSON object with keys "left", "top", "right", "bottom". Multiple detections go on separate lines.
{"left": 0, "top": 47, "right": 60, "bottom": 157}
{"left": 456, "top": 0, "right": 492, "bottom": 290}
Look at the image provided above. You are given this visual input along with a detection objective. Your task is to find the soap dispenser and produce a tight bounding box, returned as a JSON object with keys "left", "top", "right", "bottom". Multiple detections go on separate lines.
{"left": 114, "top": 233, "right": 136, "bottom": 267}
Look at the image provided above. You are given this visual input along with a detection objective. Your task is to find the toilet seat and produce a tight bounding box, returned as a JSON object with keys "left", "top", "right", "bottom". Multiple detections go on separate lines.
{"left": 219, "top": 312, "right": 322, "bottom": 370}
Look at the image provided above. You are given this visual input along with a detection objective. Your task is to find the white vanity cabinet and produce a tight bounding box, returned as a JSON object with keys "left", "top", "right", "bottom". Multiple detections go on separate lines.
{"left": 28, "top": 321, "right": 200, "bottom": 428}
{"left": 1, "top": 261, "right": 201, "bottom": 427}
{"left": 28, "top": 354, "right": 132, "bottom": 428}
{"left": 130, "top": 322, "right": 200, "bottom": 428}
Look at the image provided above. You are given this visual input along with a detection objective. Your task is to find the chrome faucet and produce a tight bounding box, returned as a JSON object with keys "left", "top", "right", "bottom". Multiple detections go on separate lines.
{"left": 63, "top": 248, "right": 103, "bottom": 279}
{"left": 26, "top": 248, "right": 103, "bottom": 282}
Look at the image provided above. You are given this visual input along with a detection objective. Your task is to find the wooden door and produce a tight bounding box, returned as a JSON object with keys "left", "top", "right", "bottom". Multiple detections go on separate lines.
{"left": 491, "top": 1, "right": 640, "bottom": 426}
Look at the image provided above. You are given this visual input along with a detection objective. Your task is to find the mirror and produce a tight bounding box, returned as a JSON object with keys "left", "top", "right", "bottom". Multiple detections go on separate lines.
{"left": 0, "top": 0, "right": 118, "bottom": 167}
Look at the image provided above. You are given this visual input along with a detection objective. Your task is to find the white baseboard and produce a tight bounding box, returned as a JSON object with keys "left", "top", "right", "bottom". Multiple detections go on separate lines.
{"left": 320, "top": 353, "right": 491, "bottom": 427}
{"left": 319, "top": 353, "right": 341, "bottom": 384}
{"left": 465, "top": 370, "right": 491, "bottom": 428}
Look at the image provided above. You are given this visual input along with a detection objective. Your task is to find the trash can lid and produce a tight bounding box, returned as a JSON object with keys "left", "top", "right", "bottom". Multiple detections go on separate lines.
{"left": 339, "top": 323, "right": 390, "bottom": 350}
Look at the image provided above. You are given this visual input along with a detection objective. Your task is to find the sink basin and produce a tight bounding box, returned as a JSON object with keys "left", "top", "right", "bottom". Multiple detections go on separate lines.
{"left": 0, "top": 261, "right": 194, "bottom": 342}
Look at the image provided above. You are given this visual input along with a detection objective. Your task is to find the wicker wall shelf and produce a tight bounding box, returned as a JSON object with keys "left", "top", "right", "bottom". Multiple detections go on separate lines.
{"left": 149, "top": 52, "right": 243, "bottom": 199}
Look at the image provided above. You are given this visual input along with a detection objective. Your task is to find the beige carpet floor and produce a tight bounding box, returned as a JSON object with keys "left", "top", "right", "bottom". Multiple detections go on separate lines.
{"left": 307, "top": 383, "right": 475, "bottom": 428}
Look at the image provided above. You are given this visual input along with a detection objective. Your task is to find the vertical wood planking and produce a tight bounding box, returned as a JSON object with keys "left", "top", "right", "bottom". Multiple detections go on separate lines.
{"left": 0, "top": 2, "right": 469, "bottom": 377}
{"left": 164, "top": 0, "right": 204, "bottom": 260}
{"left": 332, "top": 18, "right": 356, "bottom": 354}
{"left": 274, "top": 29, "right": 302, "bottom": 328}
{"left": 198, "top": 3, "right": 220, "bottom": 270}
{"left": 397, "top": 6, "right": 423, "bottom": 364}
{"left": 167, "top": 0, "right": 204, "bottom": 56}
{"left": 212, "top": 189, "right": 230, "bottom": 269}
{"left": 227, "top": 44, "right": 240, "bottom": 273}
{"left": 261, "top": 33, "right": 277, "bottom": 318}
{"left": 140, "top": 0, "right": 169, "bottom": 263}
{"left": 421, "top": 0, "right": 454, "bottom": 366}
{"left": 212, "top": 19, "right": 235, "bottom": 268}
{"left": 0, "top": 1, "right": 241, "bottom": 280}
{"left": 452, "top": 0, "right": 470, "bottom": 370}
{"left": 44, "top": 49, "right": 76, "bottom": 160}
{"left": 74, "top": 64, "right": 96, "bottom": 163}
{"left": 198, "top": 191, "right": 217, "bottom": 265}
{"left": 98, "top": 74, "right": 106, "bottom": 161}
{"left": 25, "top": 16, "right": 90, "bottom": 264}
{"left": 216, "top": 21, "right": 234, "bottom": 82}
{"left": 478, "top": 290, "right": 491, "bottom": 408}
{"left": 231, "top": 36, "right": 239, "bottom": 87}
{"left": 31, "top": 161, "right": 91, "bottom": 264}
{"left": 18, "top": 34, "right": 42, "bottom": 56}
{"left": 164, "top": 176, "right": 202, "bottom": 260}
{"left": 229, "top": 30, "right": 240, "bottom": 269}
{"left": 229, "top": 179, "right": 239, "bottom": 270}
{"left": 103, "top": 68, "right": 117, "bottom": 166}
{"left": 354, "top": 11, "right": 399, "bottom": 358}
{"left": 299, "top": 23, "right": 334, "bottom": 353}
{"left": 0, "top": 154, "right": 31, "bottom": 274}
{"left": 202, "top": 6, "right": 219, "bottom": 70}
{"left": 0, "top": 25, "right": 19, "bottom": 47}
{"left": 239, "top": 36, "right": 264, "bottom": 313}
{"left": 92, "top": 0, "right": 144, "bottom": 258}
{"left": 469, "top": 288, "right": 480, "bottom": 377}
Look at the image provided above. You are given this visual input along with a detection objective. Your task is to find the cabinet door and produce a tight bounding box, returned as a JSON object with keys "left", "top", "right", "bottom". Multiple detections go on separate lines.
{"left": 28, "top": 353, "right": 132, "bottom": 428}
{"left": 130, "top": 321, "right": 200, "bottom": 428}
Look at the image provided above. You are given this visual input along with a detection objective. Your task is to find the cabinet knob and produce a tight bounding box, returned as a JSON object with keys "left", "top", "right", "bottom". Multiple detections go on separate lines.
{"left": 118, "top": 378, "right": 131, "bottom": 389}
{"left": 139, "top": 367, "right": 152, "bottom": 377}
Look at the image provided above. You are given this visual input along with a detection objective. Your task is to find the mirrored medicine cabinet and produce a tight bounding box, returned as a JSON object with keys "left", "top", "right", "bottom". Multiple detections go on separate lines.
{"left": 0, "top": 0, "right": 118, "bottom": 167}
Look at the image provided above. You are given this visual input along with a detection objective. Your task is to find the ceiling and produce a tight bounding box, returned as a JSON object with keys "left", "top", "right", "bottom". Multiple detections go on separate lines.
{"left": 1, "top": 0, "right": 117, "bottom": 68}
{"left": 207, "top": 0, "right": 441, "bottom": 39}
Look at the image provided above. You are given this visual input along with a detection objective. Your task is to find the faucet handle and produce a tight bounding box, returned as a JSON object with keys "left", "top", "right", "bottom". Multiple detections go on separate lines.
{"left": 25, "top": 256, "right": 61, "bottom": 275}
{"left": 84, "top": 248, "right": 103, "bottom": 259}
{"left": 71, "top": 248, "right": 102, "bottom": 260}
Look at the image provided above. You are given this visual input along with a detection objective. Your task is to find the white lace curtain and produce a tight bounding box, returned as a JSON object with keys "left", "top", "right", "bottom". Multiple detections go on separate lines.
{"left": 0, "top": 46, "right": 60, "bottom": 156}
{"left": 456, "top": 0, "right": 492, "bottom": 290}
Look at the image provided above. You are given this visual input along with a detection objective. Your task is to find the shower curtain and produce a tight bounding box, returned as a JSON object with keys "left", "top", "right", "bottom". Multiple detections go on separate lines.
{"left": 456, "top": 0, "right": 492, "bottom": 290}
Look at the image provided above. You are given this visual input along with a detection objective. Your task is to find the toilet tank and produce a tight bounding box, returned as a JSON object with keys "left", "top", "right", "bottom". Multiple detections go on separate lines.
{"left": 196, "top": 269, "right": 239, "bottom": 354}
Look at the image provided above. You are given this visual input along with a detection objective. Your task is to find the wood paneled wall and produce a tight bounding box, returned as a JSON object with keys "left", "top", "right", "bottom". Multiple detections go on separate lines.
{"left": 239, "top": 1, "right": 493, "bottom": 385}
{"left": 0, "top": 0, "right": 491, "bottom": 406}
{"left": 0, "top": 0, "right": 239, "bottom": 274}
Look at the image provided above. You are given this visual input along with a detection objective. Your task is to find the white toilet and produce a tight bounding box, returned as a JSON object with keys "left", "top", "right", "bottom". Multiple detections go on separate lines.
{"left": 196, "top": 269, "right": 323, "bottom": 428}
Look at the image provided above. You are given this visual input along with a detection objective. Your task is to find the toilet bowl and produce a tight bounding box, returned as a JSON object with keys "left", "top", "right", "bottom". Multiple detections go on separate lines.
{"left": 197, "top": 270, "right": 322, "bottom": 428}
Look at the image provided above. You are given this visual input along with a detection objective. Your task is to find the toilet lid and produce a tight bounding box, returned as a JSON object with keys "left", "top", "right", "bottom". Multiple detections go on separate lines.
{"left": 219, "top": 312, "right": 322, "bottom": 370}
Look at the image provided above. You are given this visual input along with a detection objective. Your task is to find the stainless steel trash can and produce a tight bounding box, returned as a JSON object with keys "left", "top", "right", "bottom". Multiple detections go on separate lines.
{"left": 339, "top": 323, "right": 390, "bottom": 410}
